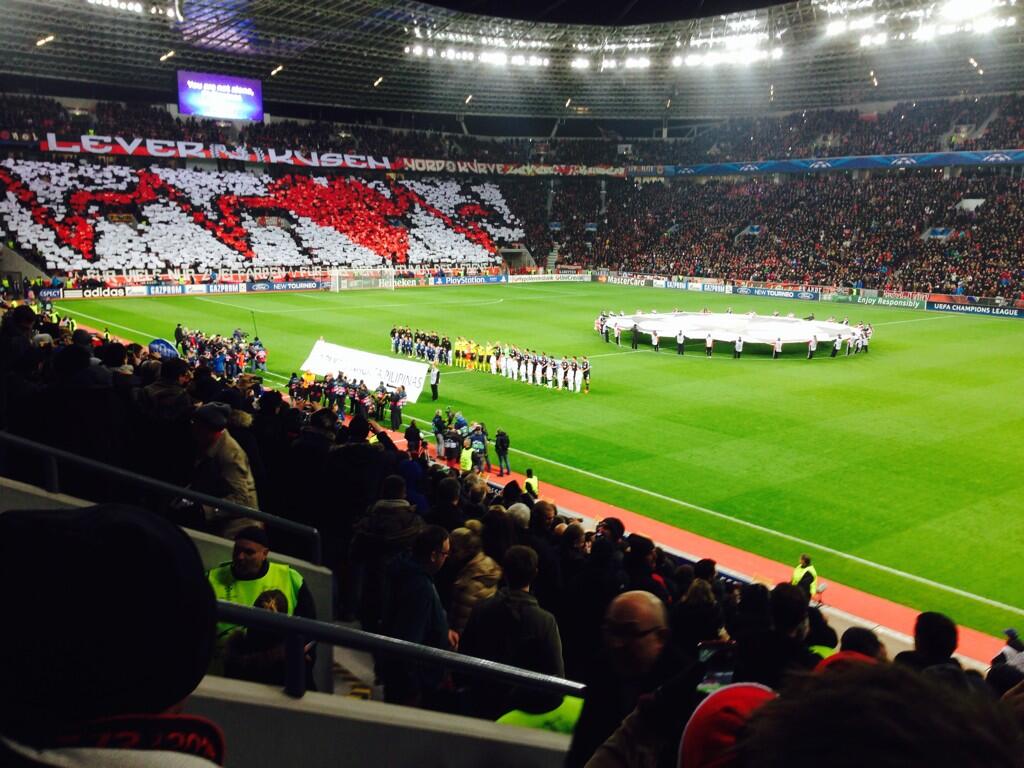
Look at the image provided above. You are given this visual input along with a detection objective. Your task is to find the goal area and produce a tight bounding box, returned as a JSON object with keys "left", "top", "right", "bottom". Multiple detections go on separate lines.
{"left": 327, "top": 267, "right": 396, "bottom": 292}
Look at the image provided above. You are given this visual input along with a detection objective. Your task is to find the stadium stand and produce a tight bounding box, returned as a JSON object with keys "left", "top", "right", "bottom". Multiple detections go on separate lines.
{"left": 1, "top": 151, "right": 1020, "bottom": 298}
{"left": 578, "top": 171, "right": 1024, "bottom": 299}
{"left": 0, "top": 159, "right": 523, "bottom": 271}
{"left": 3, "top": 21, "right": 1024, "bottom": 766}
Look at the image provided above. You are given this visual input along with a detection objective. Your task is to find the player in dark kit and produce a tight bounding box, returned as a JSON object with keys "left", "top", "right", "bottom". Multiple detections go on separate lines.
{"left": 581, "top": 357, "right": 591, "bottom": 394}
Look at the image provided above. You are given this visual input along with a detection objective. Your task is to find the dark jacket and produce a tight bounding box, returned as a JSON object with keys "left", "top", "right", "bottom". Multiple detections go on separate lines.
{"left": 566, "top": 644, "right": 689, "bottom": 768}
{"left": 352, "top": 498, "right": 425, "bottom": 555}
{"left": 325, "top": 434, "right": 400, "bottom": 540}
{"left": 732, "top": 629, "right": 820, "bottom": 689}
{"left": 460, "top": 588, "right": 564, "bottom": 719}
{"left": 494, "top": 431, "right": 510, "bottom": 454}
{"left": 379, "top": 554, "right": 449, "bottom": 704}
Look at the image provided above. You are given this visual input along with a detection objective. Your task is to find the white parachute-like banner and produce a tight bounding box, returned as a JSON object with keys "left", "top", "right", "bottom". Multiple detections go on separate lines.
{"left": 604, "top": 311, "right": 858, "bottom": 345}
{"left": 299, "top": 340, "right": 428, "bottom": 403}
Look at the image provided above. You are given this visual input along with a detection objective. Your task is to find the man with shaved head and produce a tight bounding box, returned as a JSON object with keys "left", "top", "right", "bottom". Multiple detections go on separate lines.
{"left": 566, "top": 590, "right": 685, "bottom": 767}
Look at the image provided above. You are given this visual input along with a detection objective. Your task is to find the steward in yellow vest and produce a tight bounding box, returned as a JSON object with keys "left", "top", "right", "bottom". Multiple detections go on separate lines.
{"left": 206, "top": 526, "right": 316, "bottom": 644}
{"left": 791, "top": 554, "right": 819, "bottom": 599}
{"left": 497, "top": 695, "right": 584, "bottom": 734}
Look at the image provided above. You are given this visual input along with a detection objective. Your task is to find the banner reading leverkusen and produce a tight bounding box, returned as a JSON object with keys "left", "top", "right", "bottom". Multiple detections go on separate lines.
{"left": 299, "top": 340, "right": 428, "bottom": 402}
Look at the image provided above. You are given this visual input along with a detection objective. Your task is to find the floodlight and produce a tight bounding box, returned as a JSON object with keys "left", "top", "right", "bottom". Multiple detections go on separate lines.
{"left": 942, "top": 0, "right": 994, "bottom": 21}
{"left": 480, "top": 51, "right": 507, "bottom": 65}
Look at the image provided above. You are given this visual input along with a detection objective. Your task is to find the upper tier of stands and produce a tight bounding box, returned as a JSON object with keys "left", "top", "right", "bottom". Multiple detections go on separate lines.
{"left": 2, "top": 93, "right": 1023, "bottom": 165}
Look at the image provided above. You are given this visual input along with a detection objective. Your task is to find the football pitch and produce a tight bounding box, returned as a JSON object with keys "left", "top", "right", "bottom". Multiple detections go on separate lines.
{"left": 57, "top": 283, "right": 1024, "bottom": 636}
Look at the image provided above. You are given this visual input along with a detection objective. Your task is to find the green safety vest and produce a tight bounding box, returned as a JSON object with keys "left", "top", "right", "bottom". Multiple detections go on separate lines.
{"left": 497, "top": 696, "right": 584, "bottom": 735}
{"left": 207, "top": 561, "right": 304, "bottom": 640}
{"left": 524, "top": 475, "right": 539, "bottom": 495}
{"left": 791, "top": 564, "right": 818, "bottom": 597}
{"left": 809, "top": 644, "right": 837, "bottom": 660}
{"left": 460, "top": 447, "right": 474, "bottom": 471}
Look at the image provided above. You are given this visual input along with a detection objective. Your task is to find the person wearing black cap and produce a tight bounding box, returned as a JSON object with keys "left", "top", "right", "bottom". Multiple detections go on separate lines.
{"left": 0, "top": 504, "right": 224, "bottom": 766}
{"left": 207, "top": 526, "right": 317, "bottom": 671}
{"left": 190, "top": 402, "right": 260, "bottom": 538}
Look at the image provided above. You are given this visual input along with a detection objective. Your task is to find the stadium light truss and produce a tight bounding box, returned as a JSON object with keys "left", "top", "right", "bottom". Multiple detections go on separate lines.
{"left": 0, "top": 0, "right": 1021, "bottom": 119}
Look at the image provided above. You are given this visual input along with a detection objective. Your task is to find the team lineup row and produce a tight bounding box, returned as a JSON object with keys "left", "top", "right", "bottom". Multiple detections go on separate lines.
{"left": 389, "top": 326, "right": 592, "bottom": 393}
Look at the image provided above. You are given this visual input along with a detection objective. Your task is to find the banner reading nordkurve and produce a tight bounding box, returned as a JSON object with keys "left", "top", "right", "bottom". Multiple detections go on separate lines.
{"left": 299, "top": 340, "right": 428, "bottom": 402}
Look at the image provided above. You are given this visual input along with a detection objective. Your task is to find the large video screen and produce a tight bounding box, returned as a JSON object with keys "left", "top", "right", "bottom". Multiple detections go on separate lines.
{"left": 177, "top": 71, "right": 263, "bottom": 121}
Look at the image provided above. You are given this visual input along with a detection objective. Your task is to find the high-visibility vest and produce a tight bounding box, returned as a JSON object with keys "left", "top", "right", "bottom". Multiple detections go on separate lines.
{"left": 524, "top": 475, "right": 539, "bottom": 495}
{"left": 207, "top": 561, "right": 303, "bottom": 640}
{"left": 791, "top": 564, "right": 818, "bottom": 597}
{"left": 497, "top": 695, "right": 584, "bottom": 735}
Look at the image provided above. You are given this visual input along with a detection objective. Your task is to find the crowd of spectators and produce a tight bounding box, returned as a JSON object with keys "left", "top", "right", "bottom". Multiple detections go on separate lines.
{"left": 0, "top": 159, "right": 518, "bottom": 272}
{"left": 568, "top": 171, "right": 1024, "bottom": 299}
{"left": 4, "top": 92, "right": 1023, "bottom": 165}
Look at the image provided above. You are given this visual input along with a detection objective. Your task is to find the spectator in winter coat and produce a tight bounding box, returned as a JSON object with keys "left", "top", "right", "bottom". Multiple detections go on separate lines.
{"left": 379, "top": 526, "right": 456, "bottom": 707}
{"left": 189, "top": 402, "right": 260, "bottom": 538}
{"left": 447, "top": 528, "right": 502, "bottom": 632}
{"left": 350, "top": 474, "right": 425, "bottom": 633}
{"left": 624, "top": 534, "right": 671, "bottom": 604}
{"left": 460, "top": 545, "right": 564, "bottom": 719}
{"left": 669, "top": 578, "right": 724, "bottom": 658}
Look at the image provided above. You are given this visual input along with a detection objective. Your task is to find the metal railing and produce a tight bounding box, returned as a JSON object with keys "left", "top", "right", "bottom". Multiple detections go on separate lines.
{"left": 0, "top": 430, "right": 322, "bottom": 564}
{"left": 217, "top": 601, "right": 586, "bottom": 701}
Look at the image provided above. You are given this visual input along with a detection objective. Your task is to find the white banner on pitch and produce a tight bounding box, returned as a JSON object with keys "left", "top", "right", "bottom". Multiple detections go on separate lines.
{"left": 299, "top": 340, "right": 428, "bottom": 403}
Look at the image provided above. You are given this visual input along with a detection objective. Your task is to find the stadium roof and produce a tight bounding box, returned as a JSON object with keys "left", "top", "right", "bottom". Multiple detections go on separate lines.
{"left": 2, "top": 0, "right": 1022, "bottom": 120}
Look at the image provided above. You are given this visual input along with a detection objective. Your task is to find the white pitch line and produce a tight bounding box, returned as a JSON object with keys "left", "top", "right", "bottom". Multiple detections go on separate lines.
{"left": 502, "top": 444, "right": 1024, "bottom": 616}
{"left": 58, "top": 306, "right": 156, "bottom": 339}
{"left": 872, "top": 313, "right": 958, "bottom": 325}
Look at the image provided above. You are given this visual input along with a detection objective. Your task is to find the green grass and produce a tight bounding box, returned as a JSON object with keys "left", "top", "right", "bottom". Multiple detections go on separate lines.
{"left": 57, "top": 283, "right": 1024, "bottom": 635}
